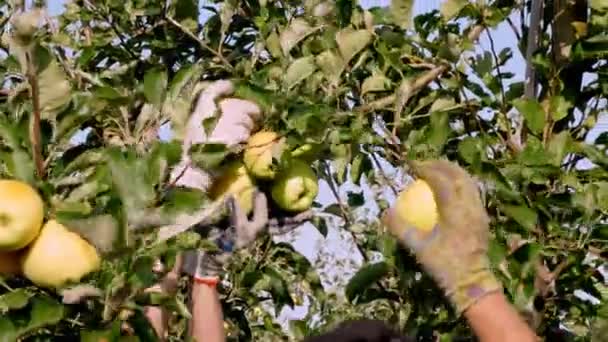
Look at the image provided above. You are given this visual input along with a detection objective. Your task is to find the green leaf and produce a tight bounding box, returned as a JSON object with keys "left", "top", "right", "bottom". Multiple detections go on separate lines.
{"left": 361, "top": 73, "right": 391, "bottom": 94}
{"left": 335, "top": 28, "right": 373, "bottom": 65}
{"left": 58, "top": 215, "right": 122, "bottom": 254}
{"left": 21, "top": 296, "right": 65, "bottom": 333}
{"left": 347, "top": 191, "right": 365, "bottom": 207}
{"left": 0, "top": 150, "right": 35, "bottom": 184}
{"left": 548, "top": 95, "right": 572, "bottom": 122}
{"left": 350, "top": 153, "right": 372, "bottom": 185}
{"left": 190, "top": 143, "right": 229, "bottom": 169}
{"left": 35, "top": 45, "right": 72, "bottom": 120}
{"left": 345, "top": 262, "right": 390, "bottom": 302}
{"left": 167, "top": 65, "right": 202, "bottom": 101}
{"left": 143, "top": 68, "right": 168, "bottom": 108}
{"left": 390, "top": 0, "right": 414, "bottom": 29}
{"left": 502, "top": 204, "right": 538, "bottom": 230}
{"left": 315, "top": 50, "right": 345, "bottom": 84}
{"left": 0, "top": 317, "right": 18, "bottom": 342}
{"left": 512, "top": 98, "right": 545, "bottom": 134}
{"left": 312, "top": 216, "right": 328, "bottom": 237}
{"left": 280, "top": 18, "right": 316, "bottom": 56}
{"left": 458, "top": 137, "right": 484, "bottom": 165}
{"left": 427, "top": 110, "right": 450, "bottom": 148}
{"left": 107, "top": 148, "right": 157, "bottom": 212}
{"left": 233, "top": 82, "right": 276, "bottom": 114}
{"left": 0, "top": 289, "right": 33, "bottom": 312}
{"left": 284, "top": 56, "right": 317, "bottom": 89}
{"left": 547, "top": 131, "right": 571, "bottom": 166}
{"left": 440, "top": 0, "right": 468, "bottom": 20}
{"left": 174, "top": 0, "right": 199, "bottom": 24}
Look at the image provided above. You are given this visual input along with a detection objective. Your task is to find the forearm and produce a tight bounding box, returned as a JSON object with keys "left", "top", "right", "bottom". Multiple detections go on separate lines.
{"left": 464, "top": 292, "right": 538, "bottom": 342}
{"left": 189, "top": 281, "right": 226, "bottom": 342}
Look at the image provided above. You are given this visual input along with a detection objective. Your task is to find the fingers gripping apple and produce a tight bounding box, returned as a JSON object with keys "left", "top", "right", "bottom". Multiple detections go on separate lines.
{"left": 382, "top": 160, "right": 501, "bottom": 314}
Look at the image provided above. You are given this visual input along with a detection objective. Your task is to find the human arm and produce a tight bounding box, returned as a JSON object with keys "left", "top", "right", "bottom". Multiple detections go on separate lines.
{"left": 188, "top": 280, "right": 226, "bottom": 342}
{"left": 382, "top": 160, "right": 538, "bottom": 342}
{"left": 465, "top": 292, "right": 538, "bottom": 342}
{"left": 144, "top": 79, "right": 263, "bottom": 340}
{"left": 143, "top": 260, "right": 181, "bottom": 341}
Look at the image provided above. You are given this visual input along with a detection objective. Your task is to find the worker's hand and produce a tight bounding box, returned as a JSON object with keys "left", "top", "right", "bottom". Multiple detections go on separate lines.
{"left": 172, "top": 80, "right": 263, "bottom": 191}
{"left": 382, "top": 160, "right": 502, "bottom": 314}
{"left": 181, "top": 192, "right": 268, "bottom": 283}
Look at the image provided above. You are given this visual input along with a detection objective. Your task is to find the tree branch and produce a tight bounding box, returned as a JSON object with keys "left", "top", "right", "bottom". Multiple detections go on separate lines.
{"left": 25, "top": 52, "right": 45, "bottom": 178}
{"left": 512, "top": 0, "right": 544, "bottom": 151}
{"left": 166, "top": 16, "right": 233, "bottom": 71}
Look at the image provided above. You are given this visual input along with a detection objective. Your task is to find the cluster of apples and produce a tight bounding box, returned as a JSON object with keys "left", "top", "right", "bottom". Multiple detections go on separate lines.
{"left": 209, "top": 131, "right": 319, "bottom": 215}
{"left": 0, "top": 180, "right": 100, "bottom": 288}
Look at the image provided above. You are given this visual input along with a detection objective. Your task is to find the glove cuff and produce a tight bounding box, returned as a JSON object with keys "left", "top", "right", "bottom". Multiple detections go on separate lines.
{"left": 450, "top": 270, "right": 503, "bottom": 315}
{"left": 193, "top": 275, "right": 220, "bottom": 287}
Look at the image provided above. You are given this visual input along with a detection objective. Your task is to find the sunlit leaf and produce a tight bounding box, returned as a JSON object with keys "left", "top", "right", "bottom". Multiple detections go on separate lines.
{"left": 502, "top": 204, "right": 538, "bottom": 231}
{"left": 440, "top": 0, "right": 468, "bottom": 20}
{"left": 280, "top": 18, "right": 317, "bottom": 56}
{"left": 336, "top": 28, "right": 372, "bottom": 65}
{"left": 390, "top": 0, "right": 414, "bottom": 29}
{"left": 284, "top": 56, "right": 317, "bottom": 89}
{"left": 513, "top": 98, "right": 545, "bottom": 134}
{"left": 144, "top": 68, "right": 168, "bottom": 108}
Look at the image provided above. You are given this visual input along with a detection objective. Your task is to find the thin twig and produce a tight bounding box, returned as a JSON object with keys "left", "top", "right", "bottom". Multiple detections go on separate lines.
{"left": 26, "top": 53, "right": 44, "bottom": 178}
{"left": 268, "top": 210, "right": 314, "bottom": 235}
{"left": 166, "top": 16, "right": 233, "bottom": 71}
{"left": 321, "top": 161, "right": 350, "bottom": 225}
{"left": 369, "top": 152, "right": 399, "bottom": 196}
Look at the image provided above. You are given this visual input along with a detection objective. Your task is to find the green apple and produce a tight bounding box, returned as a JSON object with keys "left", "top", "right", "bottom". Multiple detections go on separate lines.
{"left": 0, "top": 180, "right": 44, "bottom": 252}
{"left": 209, "top": 161, "right": 256, "bottom": 214}
{"left": 271, "top": 160, "right": 318, "bottom": 212}
{"left": 244, "top": 131, "right": 286, "bottom": 180}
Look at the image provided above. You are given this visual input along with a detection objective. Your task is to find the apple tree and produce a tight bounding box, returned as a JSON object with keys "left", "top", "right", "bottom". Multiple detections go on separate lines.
{"left": 0, "top": 0, "right": 607, "bottom": 340}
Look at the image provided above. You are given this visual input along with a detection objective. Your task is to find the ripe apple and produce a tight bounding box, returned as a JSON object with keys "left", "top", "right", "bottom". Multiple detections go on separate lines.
{"left": 393, "top": 179, "right": 438, "bottom": 232}
{"left": 209, "top": 161, "right": 256, "bottom": 214}
{"left": 0, "top": 180, "right": 44, "bottom": 251}
{"left": 21, "top": 220, "right": 101, "bottom": 288}
{"left": 271, "top": 160, "right": 318, "bottom": 212}
{"left": 0, "top": 250, "right": 22, "bottom": 276}
{"left": 243, "top": 131, "right": 286, "bottom": 180}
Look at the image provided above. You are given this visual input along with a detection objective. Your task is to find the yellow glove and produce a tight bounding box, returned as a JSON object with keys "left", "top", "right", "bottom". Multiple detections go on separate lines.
{"left": 382, "top": 159, "right": 502, "bottom": 314}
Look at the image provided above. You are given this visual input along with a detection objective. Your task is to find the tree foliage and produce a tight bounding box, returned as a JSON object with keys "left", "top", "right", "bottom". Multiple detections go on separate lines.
{"left": 0, "top": 0, "right": 607, "bottom": 340}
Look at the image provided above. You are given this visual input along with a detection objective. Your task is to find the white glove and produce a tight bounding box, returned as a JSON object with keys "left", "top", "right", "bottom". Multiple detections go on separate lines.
{"left": 171, "top": 80, "right": 263, "bottom": 191}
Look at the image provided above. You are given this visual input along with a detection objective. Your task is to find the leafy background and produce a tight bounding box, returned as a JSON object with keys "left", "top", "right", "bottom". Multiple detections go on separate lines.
{"left": 0, "top": 0, "right": 607, "bottom": 340}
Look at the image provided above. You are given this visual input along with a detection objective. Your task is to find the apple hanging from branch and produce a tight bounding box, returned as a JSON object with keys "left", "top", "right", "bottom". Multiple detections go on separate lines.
{"left": 0, "top": 180, "right": 44, "bottom": 252}
{"left": 271, "top": 159, "right": 319, "bottom": 212}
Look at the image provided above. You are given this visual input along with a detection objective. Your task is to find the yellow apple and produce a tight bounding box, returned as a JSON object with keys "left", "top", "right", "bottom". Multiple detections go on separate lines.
{"left": 243, "top": 131, "right": 286, "bottom": 180}
{"left": 271, "top": 160, "right": 318, "bottom": 212}
{"left": 394, "top": 179, "right": 438, "bottom": 232}
{"left": 209, "top": 162, "right": 256, "bottom": 214}
{"left": 22, "top": 220, "right": 101, "bottom": 288}
{"left": 0, "top": 180, "right": 44, "bottom": 251}
{"left": 0, "top": 250, "right": 22, "bottom": 276}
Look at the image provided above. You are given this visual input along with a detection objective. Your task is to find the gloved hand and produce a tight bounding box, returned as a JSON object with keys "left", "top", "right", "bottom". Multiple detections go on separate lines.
{"left": 382, "top": 159, "right": 502, "bottom": 314}
{"left": 181, "top": 191, "right": 268, "bottom": 284}
{"left": 171, "top": 80, "right": 263, "bottom": 191}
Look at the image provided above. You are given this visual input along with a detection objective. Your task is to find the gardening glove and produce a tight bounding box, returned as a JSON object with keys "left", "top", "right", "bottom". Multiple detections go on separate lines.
{"left": 171, "top": 80, "right": 263, "bottom": 191}
{"left": 181, "top": 191, "right": 268, "bottom": 284}
{"left": 382, "top": 159, "right": 502, "bottom": 314}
